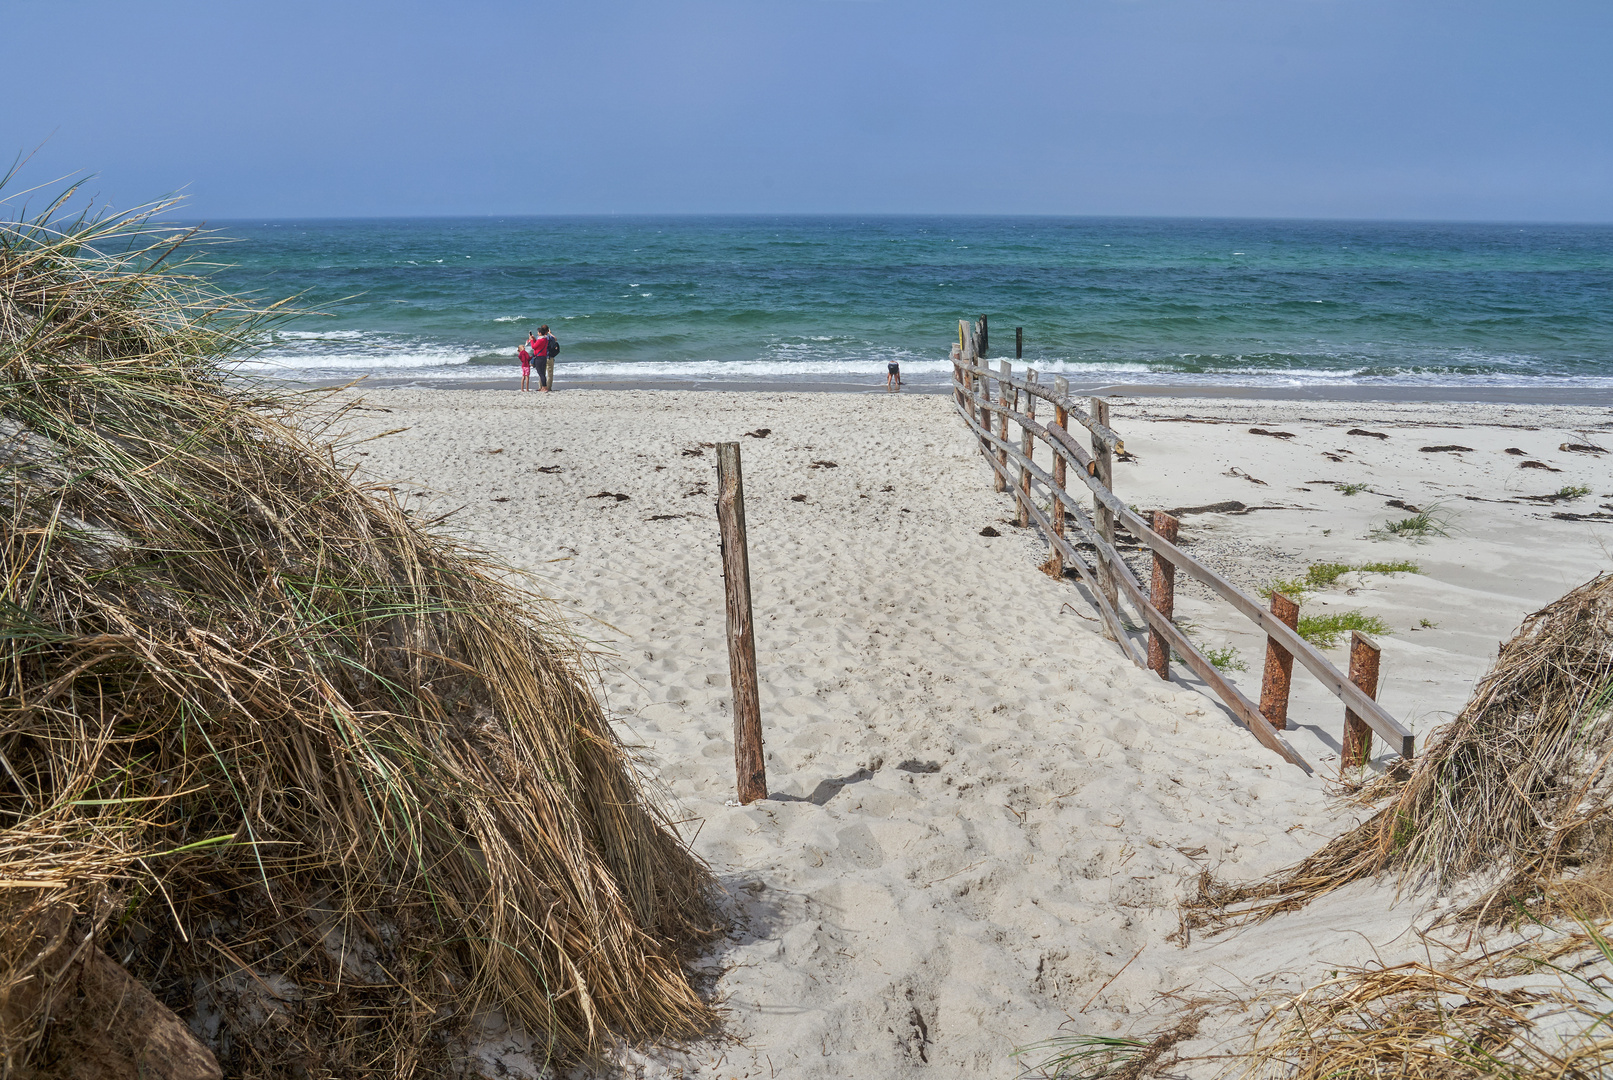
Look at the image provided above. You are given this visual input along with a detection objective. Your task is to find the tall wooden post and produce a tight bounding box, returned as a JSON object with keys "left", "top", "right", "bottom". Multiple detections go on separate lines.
{"left": 950, "top": 344, "right": 964, "bottom": 413}
{"left": 976, "top": 354, "right": 994, "bottom": 461}
{"left": 962, "top": 320, "right": 988, "bottom": 457}
{"left": 1342, "top": 632, "right": 1382, "bottom": 771}
{"left": 979, "top": 315, "right": 989, "bottom": 358}
{"left": 1015, "top": 326, "right": 1023, "bottom": 359}
{"left": 995, "top": 360, "right": 1011, "bottom": 493}
{"left": 1259, "top": 592, "right": 1301, "bottom": 731}
{"left": 716, "top": 443, "right": 766, "bottom": 804}
{"left": 1017, "top": 370, "right": 1037, "bottom": 527}
{"left": 1049, "top": 375, "right": 1069, "bottom": 576}
{"left": 1147, "top": 511, "right": 1179, "bottom": 679}
{"left": 1091, "top": 397, "right": 1118, "bottom": 638}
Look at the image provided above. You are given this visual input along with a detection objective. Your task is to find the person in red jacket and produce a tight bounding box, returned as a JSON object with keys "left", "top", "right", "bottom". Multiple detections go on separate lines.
{"left": 530, "top": 328, "right": 556, "bottom": 391}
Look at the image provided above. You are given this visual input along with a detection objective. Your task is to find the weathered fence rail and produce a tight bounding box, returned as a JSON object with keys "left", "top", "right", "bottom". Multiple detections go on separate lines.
{"left": 950, "top": 318, "right": 1414, "bottom": 773}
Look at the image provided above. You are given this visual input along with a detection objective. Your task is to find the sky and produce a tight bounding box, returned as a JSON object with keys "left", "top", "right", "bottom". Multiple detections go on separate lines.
{"left": 4, "top": 0, "right": 1611, "bottom": 222}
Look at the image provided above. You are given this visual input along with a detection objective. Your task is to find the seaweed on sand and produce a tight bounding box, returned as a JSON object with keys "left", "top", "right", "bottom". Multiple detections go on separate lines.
{"left": 0, "top": 180, "right": 717, "bottom": 1075}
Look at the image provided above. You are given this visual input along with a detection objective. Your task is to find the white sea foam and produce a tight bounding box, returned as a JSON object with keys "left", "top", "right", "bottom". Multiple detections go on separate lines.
{"left": 273, "top": 329, "right": 369, "bottom": 341}
{"left": 235, "top": 331, "right": 1613, "bottom": 389}
{"left": 235, "top": 347, "right": 479, "bottom": 373}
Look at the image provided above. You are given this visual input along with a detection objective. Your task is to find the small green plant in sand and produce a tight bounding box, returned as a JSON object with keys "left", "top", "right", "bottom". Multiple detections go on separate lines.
{"left": 1169, "top": 619, "right": 1247, "bottom": 673}
{"left": 1559, "top": 484, "right": 1592, "bottom": 500}
{"left": 1371, "top": 503, "right": 1453, "bottom": 543}
{"left": 1203, "top": 645, "right": 1248, "bottom": 673}
{"left": 1263, "top": 560, "right": 1421, "bottom": 599}
{"left": 1338, "top": 482, "right": 1370, "bottom": 496}
{"left": 1296, "top": 610, "right": 1392, "bottom": 648}
{"left": 1419, "top": 617, "right": 1438, "bottom": 629}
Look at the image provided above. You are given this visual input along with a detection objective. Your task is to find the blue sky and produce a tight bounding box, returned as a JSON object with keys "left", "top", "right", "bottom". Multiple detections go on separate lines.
{"left": 6, "top": 0, "right": 1610, "bottom": 221}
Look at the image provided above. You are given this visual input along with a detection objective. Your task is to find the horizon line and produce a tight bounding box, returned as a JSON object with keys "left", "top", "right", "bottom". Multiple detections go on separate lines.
{"left": 183, "top": 210, "right": 1613, "bottom": 229}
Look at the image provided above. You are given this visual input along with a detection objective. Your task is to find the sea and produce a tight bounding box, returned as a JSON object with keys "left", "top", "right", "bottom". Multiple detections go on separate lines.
{"left": 204, "top": 216, "right": 1613, "bottom": 394}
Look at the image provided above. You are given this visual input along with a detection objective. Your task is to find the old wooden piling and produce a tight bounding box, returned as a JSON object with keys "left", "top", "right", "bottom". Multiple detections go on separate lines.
{"left": 996, "top": 360, "right": 1012, "bottom": 494}
{"left": 1259, "top": 592, "right": 1301, "bottom": 730}
{"left": 1147, "top": 511, "right": 1179, "bottom": 678}
{"left": 1018, "top": 370, "right": 1037, "bottom": 527}
{"left": 1049, "top": 375, "right": 1069, "bottom": 577}
{"left": 716, "top": 442, "right": 767, "bottom": 804}
{"left": 1091, "top": 397, "right": 1119, "bottom": 637}
{"left": 1016, "top": 326, "right": 1023, "bottom": 359}
{"left": 1342, "top": 632, "right": 1382, "bottom": 771}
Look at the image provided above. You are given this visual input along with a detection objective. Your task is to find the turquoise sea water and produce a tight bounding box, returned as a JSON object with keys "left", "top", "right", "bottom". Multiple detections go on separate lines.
{"left": 206, "top": 216, "right": 1613, "bottom": 390}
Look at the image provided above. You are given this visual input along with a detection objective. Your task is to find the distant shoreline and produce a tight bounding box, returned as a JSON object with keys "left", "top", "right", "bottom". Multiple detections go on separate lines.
{"left": 277, "top": 373, "right": 1613, "bottom": 407}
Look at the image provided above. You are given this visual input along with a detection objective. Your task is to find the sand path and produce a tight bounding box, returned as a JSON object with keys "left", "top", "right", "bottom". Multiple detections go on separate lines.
{"left": 336, "top": 388, "right": 1610, "bottom": 1078}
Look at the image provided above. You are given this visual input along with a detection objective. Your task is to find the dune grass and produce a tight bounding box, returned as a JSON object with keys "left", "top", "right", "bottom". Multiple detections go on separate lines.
{"left": 1202, "top": 645, "right": 1248, "bottom": 673}
{"left": 1241, "top": 918, "right": 1613, "bottom": 1080}
{"left": 1296, "top": 611, "right": 1393, "bottom": 648}
{"left": 0, "top": 181, "right": 717, "bottom": 1073}
{"left": 1012, "top": 1033, "right": 1150, "bottom": 1079}
{"left": 1187, "top": 573, "right": 1613, "bottom": 929}
{"left": 1371, "top": 503, "right": 1454, "bottom": 542}
{"left": 1263, "top": 559, "right": 1421, "bottom": 600}
{"left": 1163, "top": 574, "right": 1613, "bottom": 1079}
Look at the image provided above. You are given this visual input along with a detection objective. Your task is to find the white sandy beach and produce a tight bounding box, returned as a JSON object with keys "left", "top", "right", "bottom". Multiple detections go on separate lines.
{"left": 332, "top": 387, "right": 1612, "bottom": 1078}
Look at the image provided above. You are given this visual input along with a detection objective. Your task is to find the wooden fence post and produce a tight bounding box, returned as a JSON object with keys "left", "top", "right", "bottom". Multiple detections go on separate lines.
{"left": 950, "top": 343, "right": 964, "bottom": 414}
{"left": 979, "top": 314, "right": 989, "bottom": 358}
{"left": 716, "top": 443, "right": 766, "bottom": 804}
{"left": 1016, "top": 326, "right": 1023, "bottom": 359}
{"left": 1259, "top": 592, "right": 1301, "bottom": 731}
{"left": 975, "top": 353, "right": 992, "bottom": 459}
{"left": 995, "top": 360, "right": 1011, "bottom": 493}
{"left": 1091, "top": 397, "right": 1119, "bottom": 638}
{"left": 1049, "top": 375, "right": 1069, "bottom": 577}
{"left": 1017, "top": 369, "right": 1037, "bottom": 527}
{"left": 1342, "top": 632, "right": 1381, "bottom": 770}
{"left": 1147, "top": 511, "right": 1179, "bottom": 679}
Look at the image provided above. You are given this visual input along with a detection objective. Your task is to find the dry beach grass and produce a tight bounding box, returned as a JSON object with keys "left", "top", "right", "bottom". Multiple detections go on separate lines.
{"left": 0, "top": 188, "right": 717, "bottom": 1075}
{"left": 1187, "top": 572, "right": 1613, "bottom": 932}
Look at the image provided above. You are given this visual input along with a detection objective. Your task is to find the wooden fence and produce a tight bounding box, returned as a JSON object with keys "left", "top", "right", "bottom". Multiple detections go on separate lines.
{"left": 950, "top": 318, "right": 1414, "bottom": 773}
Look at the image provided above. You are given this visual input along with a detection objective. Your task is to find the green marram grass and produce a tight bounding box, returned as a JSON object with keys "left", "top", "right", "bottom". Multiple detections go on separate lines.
{"left": 1203, "top": 645, "right": 1248, "bottom": 673}
{"left": 1295, "top": 610, "right": 1393, "bottom": 648}
{"left": 1013, "top": 1033, "right": 1150, "bottom": 1079}
{"left": 0, "top": 179, "right": 718, "bottom": 1075}
{"left": 1263, "top": 559, "right": 1420, "bottom": 600}
{"left": 1371, "top": 503, "right": 1454, "bottom": 542}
